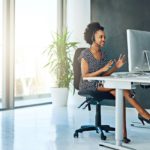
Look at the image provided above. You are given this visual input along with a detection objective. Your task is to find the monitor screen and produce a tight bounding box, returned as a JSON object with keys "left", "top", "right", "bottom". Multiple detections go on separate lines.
{"left": 127, "top": 29, "right": 150, "bottom": 72}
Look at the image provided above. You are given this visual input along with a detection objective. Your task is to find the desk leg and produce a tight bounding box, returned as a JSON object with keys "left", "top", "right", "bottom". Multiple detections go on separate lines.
{"left": 115, "top": 89, "right": 123, "bottom": 146}
{"left": 99, "top": 88, "right": 135, "bottom": 150}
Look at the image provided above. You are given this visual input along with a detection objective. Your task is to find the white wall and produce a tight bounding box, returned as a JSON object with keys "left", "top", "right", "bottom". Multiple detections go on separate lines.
{"left": 67, "top": 0, "right": 91, "bottom": 107}
{"left": 67, "top": 0, "right": 91, "bottom": 47}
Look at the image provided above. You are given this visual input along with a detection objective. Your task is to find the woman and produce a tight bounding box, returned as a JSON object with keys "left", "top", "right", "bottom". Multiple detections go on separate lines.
{"left": 79, "top": 22, "right": 150, "bottom": 142}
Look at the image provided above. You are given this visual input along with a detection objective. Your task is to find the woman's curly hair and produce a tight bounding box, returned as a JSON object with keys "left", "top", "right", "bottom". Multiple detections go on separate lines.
{"left": 84, "top": 22, "right": 104, "bottom": 45}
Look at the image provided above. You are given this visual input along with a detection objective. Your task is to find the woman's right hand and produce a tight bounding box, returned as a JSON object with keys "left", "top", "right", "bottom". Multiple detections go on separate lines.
{"left": 101, "top": 60, "right": 114, "bottom": 72}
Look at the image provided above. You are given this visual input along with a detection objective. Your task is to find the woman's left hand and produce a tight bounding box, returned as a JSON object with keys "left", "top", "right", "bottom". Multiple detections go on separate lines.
{"left": 115, "top": 54, "right": 126, "bottom": 69}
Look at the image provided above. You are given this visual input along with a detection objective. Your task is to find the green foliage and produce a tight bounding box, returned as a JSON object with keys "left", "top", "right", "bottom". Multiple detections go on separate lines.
{"left": 44, "top": 29, "right": 78, "bottom": 88}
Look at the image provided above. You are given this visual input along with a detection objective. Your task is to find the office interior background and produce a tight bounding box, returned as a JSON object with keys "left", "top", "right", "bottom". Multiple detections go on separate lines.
{"left": 0, "top": 0, "right": 90, "bottom": 109}
{"left": 0, "top": 0, "right": 150, "bottom": 150}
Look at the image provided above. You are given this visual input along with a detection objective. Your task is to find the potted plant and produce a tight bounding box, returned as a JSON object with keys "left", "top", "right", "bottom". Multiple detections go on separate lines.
{"left": 44, "top": 29, "right": 78, "bottom": 106}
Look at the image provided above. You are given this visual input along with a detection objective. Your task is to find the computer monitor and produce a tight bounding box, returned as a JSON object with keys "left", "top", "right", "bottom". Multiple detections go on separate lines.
{"left": 127, "top": 29, "right": 150, "bottom": 72}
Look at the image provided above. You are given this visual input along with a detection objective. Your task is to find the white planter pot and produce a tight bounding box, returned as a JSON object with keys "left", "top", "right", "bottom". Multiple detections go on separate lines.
{"left": 50, "top": 87, "right": 68, "bottom": 106}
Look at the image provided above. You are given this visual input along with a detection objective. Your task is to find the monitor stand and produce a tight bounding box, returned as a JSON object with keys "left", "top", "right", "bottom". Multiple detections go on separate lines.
{"left": 143, "top": 50, "right": 150, "bottom": 70}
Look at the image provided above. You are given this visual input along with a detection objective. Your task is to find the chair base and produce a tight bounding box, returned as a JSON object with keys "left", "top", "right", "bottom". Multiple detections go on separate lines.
{"left": 74, "top": 124, "right": 115, "bottom": 140}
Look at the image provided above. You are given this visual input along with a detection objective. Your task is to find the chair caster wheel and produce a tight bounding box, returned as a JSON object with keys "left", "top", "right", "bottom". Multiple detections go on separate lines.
{"left": 74, "top": 132, "right": 78, "bottom": 138}
{"left": 101, "top": 134, "right": 107, "bottom": 140}
{"left": 96, "top": 129, "right": 99, "bottom": 133}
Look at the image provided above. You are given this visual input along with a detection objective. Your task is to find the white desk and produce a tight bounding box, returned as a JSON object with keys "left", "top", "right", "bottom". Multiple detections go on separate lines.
{"left": 84, "top": 72, "right": 150, "bottom": 150}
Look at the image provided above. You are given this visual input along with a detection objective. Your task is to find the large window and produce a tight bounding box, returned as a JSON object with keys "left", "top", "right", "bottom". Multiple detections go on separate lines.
{"left": 15, "top": 0, "right": 57, "bottom": 106}
{"left": 0, "top": 0, "right": 2, "bottom": 108}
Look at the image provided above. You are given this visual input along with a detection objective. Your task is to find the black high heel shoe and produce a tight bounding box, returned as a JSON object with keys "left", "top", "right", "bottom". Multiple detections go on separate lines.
{"left": 138, "top": 114, "right": 150, "bottom": 125}
{"left": 123, "top": 137, "right": 131, "bottom": 143}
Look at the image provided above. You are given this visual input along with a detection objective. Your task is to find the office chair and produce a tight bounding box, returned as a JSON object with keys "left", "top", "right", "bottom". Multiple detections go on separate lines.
{"left": 73, "top": 48, "right": 128, "bottom": 141}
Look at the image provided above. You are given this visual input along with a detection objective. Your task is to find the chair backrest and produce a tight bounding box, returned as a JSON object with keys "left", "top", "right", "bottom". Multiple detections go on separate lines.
{"left": 73, "top": 48, "right": 86, "bottom": 90}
